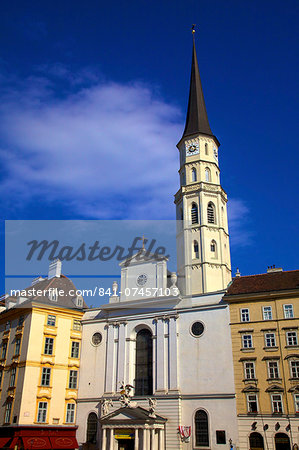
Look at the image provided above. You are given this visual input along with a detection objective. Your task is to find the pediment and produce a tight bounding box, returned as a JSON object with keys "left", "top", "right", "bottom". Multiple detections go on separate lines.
{"left": 100, "top": 406, "right": 167, "bottom": 424}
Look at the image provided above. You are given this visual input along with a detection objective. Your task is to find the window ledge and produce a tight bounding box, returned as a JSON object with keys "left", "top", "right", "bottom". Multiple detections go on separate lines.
{"left": 241, "top": 348, "right": 255, "bottom": 352}
{"left": 243, "top": 378, "right": 258, "bottom": 383}
{"left": 286, "top": 345, "right": 299, "bottom": 349}
{"left": 267, "top": 378, "right": 282, "bottom": 382}
{"left": 263, "top": 347, "right": 278, "bottom": 351}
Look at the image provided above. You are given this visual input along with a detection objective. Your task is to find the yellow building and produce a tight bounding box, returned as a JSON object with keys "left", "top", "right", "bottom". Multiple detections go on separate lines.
{"left": 225, "top": 268, "right": 299, "bottom": 450}
{"left": 0, "top": 260, "right": 86, "bottom": 449}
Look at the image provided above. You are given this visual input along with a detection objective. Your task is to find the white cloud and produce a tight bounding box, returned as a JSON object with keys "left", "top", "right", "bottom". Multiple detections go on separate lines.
{"left": 0, "top": 67, "right": 253, "bottom": 247}
{"left": 228, "top": 198, "right": 253, "bottom": 247}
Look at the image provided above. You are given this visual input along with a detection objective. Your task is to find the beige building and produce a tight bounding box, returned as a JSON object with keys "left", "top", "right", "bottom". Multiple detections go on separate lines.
{"left": 0, "top": 260, "right": 86, "bottom": 449}
{"left": 225, "top": 268, "right": 299, "bottom": 450}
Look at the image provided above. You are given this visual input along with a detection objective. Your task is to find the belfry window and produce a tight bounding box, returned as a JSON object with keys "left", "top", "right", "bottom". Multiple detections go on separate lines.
{"left": 193, "top": 240, "right": 199, "bottom": 259}
{"left": 191, "top": 203, "right": 199, "bottom": 224}
{"left": 191, "top": 168, "right": 197, "bottom": 182}
{"left": 205, "top": 143, "right": 208, "bottom": 155}
{"left": 205, "top": 167, "right": 211, "bottom": 182}
{"left": 195, "top": 410, "right": 209, "bottom": 447}
{"left": 207, "top": 202, "right": 216, "bottom": 224}
{"left": 135, "top": 329, "right": 153, "bottom": 396}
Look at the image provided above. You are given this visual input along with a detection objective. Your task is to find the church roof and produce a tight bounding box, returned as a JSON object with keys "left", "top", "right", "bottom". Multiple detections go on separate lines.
{"left": 182, "top": 38, "right": 213, "bottom": 139}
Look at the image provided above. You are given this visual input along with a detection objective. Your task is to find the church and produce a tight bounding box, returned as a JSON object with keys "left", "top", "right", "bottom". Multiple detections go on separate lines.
{"left": 76, "top": 34, "right": 239, "bottom": 450}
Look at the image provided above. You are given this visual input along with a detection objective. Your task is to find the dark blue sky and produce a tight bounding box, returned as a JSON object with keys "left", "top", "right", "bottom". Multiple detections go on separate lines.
{"left": 1, "top": 0, "right": 298, "bottom": 294}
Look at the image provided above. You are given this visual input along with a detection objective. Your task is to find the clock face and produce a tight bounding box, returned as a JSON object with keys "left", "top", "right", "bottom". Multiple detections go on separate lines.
{"left": 136, "top": 274, "right": 148, "bottom": 286}
{"left": 186, "top": 142, "right": 199, "bottom": 156}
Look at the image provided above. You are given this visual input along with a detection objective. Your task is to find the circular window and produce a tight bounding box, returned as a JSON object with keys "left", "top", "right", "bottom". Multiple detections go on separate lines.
{"left": 92, "top": 332, "right": 102, "bottom": 346}
{"left": 136, "top": 274, "right": 148, "bottom": 286}
{"left": 191, "top": 321, "right": 205, "bottom": 337}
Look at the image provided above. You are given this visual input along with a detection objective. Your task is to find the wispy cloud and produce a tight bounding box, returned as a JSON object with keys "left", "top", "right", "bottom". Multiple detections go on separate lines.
{"left": 228, "top": 198, "right": 253, "bottom": 247}
{"left": 0, "top": 66, "right": 253, "bottom": 246}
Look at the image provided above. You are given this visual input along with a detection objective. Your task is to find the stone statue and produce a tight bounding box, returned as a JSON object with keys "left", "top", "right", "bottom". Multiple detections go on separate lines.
{"left": 119, "top": 382, "right": 135, "bottom": 407}
{"left": 101, "top": 398, "right": 113, "bottom": 416}
{"left": 148, "top": 397, "right": 157, "bottom": 417}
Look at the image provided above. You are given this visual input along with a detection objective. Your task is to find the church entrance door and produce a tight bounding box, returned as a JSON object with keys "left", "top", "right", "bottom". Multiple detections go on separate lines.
{"left": 117, "top": 439, "right": 134, "bottom": 450}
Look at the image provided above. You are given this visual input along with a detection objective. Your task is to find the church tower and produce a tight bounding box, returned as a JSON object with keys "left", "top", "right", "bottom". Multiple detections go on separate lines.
{"left": 175, "top": 34, "right": 231, "bottom": 296}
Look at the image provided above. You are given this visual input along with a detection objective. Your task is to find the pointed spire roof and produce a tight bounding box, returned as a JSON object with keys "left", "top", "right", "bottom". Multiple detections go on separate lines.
{"left": 183, "top": 37, "right": 213, "bottom": 139}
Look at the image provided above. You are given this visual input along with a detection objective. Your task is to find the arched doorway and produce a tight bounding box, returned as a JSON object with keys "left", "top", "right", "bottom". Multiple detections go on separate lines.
{"left": 249, "top": 432, "right": 264, "bottom": 450}
{"left": 275, "top": 433, "right": 291, "bottom": 450}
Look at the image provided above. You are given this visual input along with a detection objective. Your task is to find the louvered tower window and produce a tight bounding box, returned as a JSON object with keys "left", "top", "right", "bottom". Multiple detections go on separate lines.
{"left": 207, "top": 202, "right": 216, "bottom": 224}
{"left": 191, "top": 203, "right": 199, "bottom": 224}
{"left": 191, "top": 168, "right": 197, "bottom": 182}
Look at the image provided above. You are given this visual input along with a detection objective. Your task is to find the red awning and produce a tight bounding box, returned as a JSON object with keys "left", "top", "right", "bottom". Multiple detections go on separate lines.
{"left": 49, "top": 436, "right": 78, "bottom": 449}
{"left": 8, "top": 438, "right": 20, "bottom": 448}
{"left": 0, "top": 437, "right": 11, "bottom": 448}
{"left": 22, "top": 436, "right": 51, "bottom": 449}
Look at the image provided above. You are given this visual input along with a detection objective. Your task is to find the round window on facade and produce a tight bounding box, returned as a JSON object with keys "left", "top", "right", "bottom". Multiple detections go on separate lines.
{"left": 91, "top": 332, "right": 102, "bottom": 346}
{"left": 191, "top": 321, "right": 205, "bottom": 337}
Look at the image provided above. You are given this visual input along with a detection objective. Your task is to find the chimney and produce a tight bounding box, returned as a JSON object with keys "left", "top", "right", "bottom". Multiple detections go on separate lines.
{"left": 267, "top": 265, "right": 283, "bottom": 273}
{"left": 48, "top": 259, "right": 62, "bottom": 279}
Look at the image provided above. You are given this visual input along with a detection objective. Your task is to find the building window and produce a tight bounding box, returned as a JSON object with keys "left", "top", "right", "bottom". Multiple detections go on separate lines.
{"left": 37, "top": 402, "right": 48, "bottom": 423}
{"left": 265, "top": 333, "right": 276, "bottom": 347}
{"left": 247, "top": 394, "right": 258, "bottom": 413}
{"left": 191, "top": 168, "right": 197, "bottom": 182}
{"left": 1, "top": 342, "right": 7, "bottom": 360}
{"left": 9, "top": 367, "right": 16, "bottom": 387}
{"left": 244, "top": 361, "right": 255, "bottom": 379}
{"left": 240, "top": 308, "right": 250, "bottom": 322}
{"left": 41, "top": 368, "right": 51, "bottom": 386}
{"left": 284, "top": 304, "right": 294, "bottom": 319}
{"left": 69, "top": 370, "right": 78, "bottom": 389}
{"left": 271, "top": 394, "right": 283, "bottom": 413}
{"left": 44, "top": 337, "right": 54, "bottom": 355}
{"left": 216, "top": 430, "right": 226, "bottom": 445}
{"left": 210, "top": 240, "right": 217, "bottom": 257}
{"left": 263, "top": 306, "right": 273, "bottom": 320}
{"left": 47, "top": 315, "right": 56, "bottom": 327}
{"left": 195, "top": 410, "right": 209, "bottom": 447}
{"left": 205, "top": 167, "right": 211, "bottom": 182}
{"left": 213, "top": 147, "right": 218, "bottom": 160}
{"left": 268, "top": 361, "right": 280, "bottom": 379}
{"left": 286, "top": 331, "right": 298, "bottom": 346}
{"left": 207, "top": 202, "right": 216, "bottom": 224}
{"left": 193, "top": 241, "right": 199, "bottom": 259}
{"left": 191, "top": 203, "right": 199, "bottom": 224}
{"left": 242, "top": 334, "right": 253, "bottom": 349}
{"left": 66, "top": 403, "right": 75, "bottom": 423}
{"left": 71, "top": 341, "right": 80, "bottom": 358}
{"left": 294, "top": 394, "right": 299, "bottom": 413}
{"left": 73, "top": 319, "right": 81, "bottom": 331}
{"left": 205, "top": 143, "right": 208, "bottom": 155}
{"left": 4, "top": 402, "right": 12, "bottom": 423}
{"left": 15, "top": 338, "right": 21, "bottom": 356}
{"left": 135, "top": 329, "right": 153, "bottom": 396}
{"left": 0, "top": 370, "right": 3, "bottom": 387}
{"left": 290, "top": 361, "right": 299, "bottom": 379}
{"left": 18, "top": 316, "right": 24, "bottom": 327}
{"left": 86, "top": 412, "right": 98, "bottom": 444}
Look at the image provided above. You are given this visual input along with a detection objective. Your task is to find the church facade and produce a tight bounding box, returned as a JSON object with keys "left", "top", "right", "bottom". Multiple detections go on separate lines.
{"left": 76, "top": 36, "right": 238, "bottom": 450}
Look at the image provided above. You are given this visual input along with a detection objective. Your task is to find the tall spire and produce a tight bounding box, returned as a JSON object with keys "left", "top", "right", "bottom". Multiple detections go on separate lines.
{"left": 183, "top": 31, "right": 213, "bottom": 138}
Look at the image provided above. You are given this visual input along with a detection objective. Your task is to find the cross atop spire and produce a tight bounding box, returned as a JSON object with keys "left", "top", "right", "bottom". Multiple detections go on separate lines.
{"left": 182, "top": 32, "right": 213, "bottom": 139}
